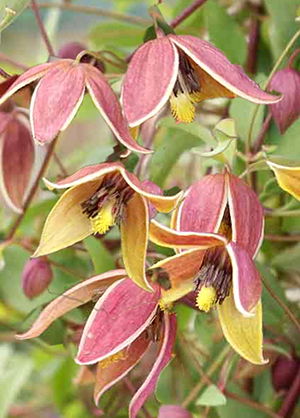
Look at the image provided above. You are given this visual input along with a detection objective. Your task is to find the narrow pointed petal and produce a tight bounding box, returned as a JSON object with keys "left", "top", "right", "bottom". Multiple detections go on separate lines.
{"left": 122, "top": 37, "right": 179, "bottom": 127}
{"left": 0, "top": 117, "right": 34, "bottom": 213}
{"left": 176, "top": 174, "right": 227, "bottom": 234}
{"left": 158, "top": 405, "right": 193, "bottom": 418}
{"left": 84, "top": 65, "right": 151, "bottom": 154}
{"left": 123, "top": 170, "right": 184, "bottom": 213}
{"left": 16, "top": 270, "right": 126, "bottom": 339}
{"left": 121, "top": 193, "right": 152, "bottom": 291}
{"left": 129, "top": 313, "right": 177, "bottom": 418}
{"left": 227, "top": 173, "right": 264, "bottom": 258}
{"left": 0, "top": 63, "right": 54, "bottom": 107}
{"left": 74, "top": 366, "right": 95, "bottom": 386}
{"left": 227, "top": 242, "right": 261, "bottom": 316}
{"left": 30, "top": 62, "right": 85, "bottom": 144}
{"left": 76, "top": 279, "right": 160, "bottom": 365}
{"left": 151, "top": 249, "right": 205, "bottom": 303}
{"left": 33, "top": 181, "right": 100, "bottom": 257}
{"left": 140, "top": 180, "right": 163, "bottom": 219}
{"left": 267, "top": 160, "right": 300, "bottom": 201}
{"left": 149, "top": 220, "right": 227, "bottom": 249}
{"left": 0, "top": 112, "right": 12, "bottom": 134}
{"left": 94, "top": 332, "right": 151, "bottom": 404}
{"left": 170, "top": 35, "right": 282, "bottom": 104}
{"left": 43, "top": 162, "right": 183, "bottom": 214}
{"left": 218, "top": 292, "right": 266, "bottom": 364}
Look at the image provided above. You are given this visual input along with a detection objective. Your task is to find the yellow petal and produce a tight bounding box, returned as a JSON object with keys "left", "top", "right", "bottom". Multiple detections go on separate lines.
{"left": 218, "top": 292, "right": 267, "bottom": 365}
{"left": 34, "top": 181, "right": 100, "bottom": 257}
{"left": 120, "top": 193, "right": 153, "bottom": 291}
{"left": 267, "top": 160, "right": 300, "bottom": 201}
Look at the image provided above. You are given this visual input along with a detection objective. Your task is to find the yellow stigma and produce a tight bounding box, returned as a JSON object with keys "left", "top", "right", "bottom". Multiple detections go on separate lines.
{"left": 169, "top": 91, "right": 202, "bottom": 123}
{"left": 90, "top": 199, "right": 116, "bottom": 235}
{"left": 196, "top": 286, "right": 217, "bottom": 313}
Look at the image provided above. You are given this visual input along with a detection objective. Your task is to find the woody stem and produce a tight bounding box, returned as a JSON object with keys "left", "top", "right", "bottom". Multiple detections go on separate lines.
{"left": 31, "top": 0, "right": 55, "bottom": 56}
{"left": 6, "top": 136, "right": 59, "bottom": 241}
{"left": 170, "top": 0, "right": 210, "bottom": 28}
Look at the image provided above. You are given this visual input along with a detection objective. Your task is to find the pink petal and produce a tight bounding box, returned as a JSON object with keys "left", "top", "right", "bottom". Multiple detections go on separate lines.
{"left": 158, "top": 405, "right": 193, "bottom": 418}
{"left": 268, "top": 68, "right": 300, "bottom": 134}
{"left": 83, "top": 65, "right": 152, "bottom": 154}
{"left": 0, "top": 116, "right": 34, "bottom": 212}
{"left": 177, "top": 174, "right": 227, "bottom": 234}
{"left": 0, "top": 112, "right": 12, "bottom": 135}
{"left": 149, "top": 220, "right": 227, "bottom": 249}
{"left": 0, "top": 63, "right": 55, "bottom": 106}
{"left": 129, "top": 313, "right": 177, "bottom": 418}
{"left": 16, "top": 270, "right": 127, "bottom": 339}
{"left": 227, "top": 173, "right": 264, "bottom": 258}
{"left": 94, "top": 332, "right": 151, "bottom": 404}
{"left": 122, "top": 37, "right": 179, "bottom": 127}
{"left": 31, "top": 61, "right": 85, "bottom": 144}
{"left": 226, "top": 242, "right": 261, "bottom": 316}
{"left": 76, "top": 279, "right": 160, "bottom": 365}
{"left": 170, "top": 35, "right": 282, "bottom": 104}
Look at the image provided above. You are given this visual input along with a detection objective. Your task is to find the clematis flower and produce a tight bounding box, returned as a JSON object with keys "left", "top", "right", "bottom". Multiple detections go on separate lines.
{"left": 0, "top": 58, "right": 150, "bottom": 154}
{"left": 33, "top": 162, "right": 183, "bottom": 291}
{"left": 0, "top": 108, "right": 35, "bottom": 213}
{"left": 267, "top": 158, "right": 300, "bottom": 200}
{"left": 149, "top": 171, "right": 265, "bottom": 364}
{"left": 16, "top": 269, "right": 177, "bottom": 418}
{"left": 122, "top": 34, "right": 282, "bottom": 126}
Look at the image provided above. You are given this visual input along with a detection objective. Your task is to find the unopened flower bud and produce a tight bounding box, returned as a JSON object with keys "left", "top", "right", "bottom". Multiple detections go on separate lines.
{"left": 271, "top": 354, "right": 300, "bottom": 391}
{"left": 57, "top": 42, "right": 105, "bottom": 73}
{"left": 21, "top": 257, "right": 53, "bottom": 299}
{"left": 268, "top": 68, "right": 300, "bottom": 134}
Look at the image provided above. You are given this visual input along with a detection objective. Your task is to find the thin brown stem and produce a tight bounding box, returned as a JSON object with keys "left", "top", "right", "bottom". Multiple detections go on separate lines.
{"left": 0, "top": 67, "right": 11, "bottom": 78}
{"left": 0, "top": 54, "right": 29, "bottom": 71}
{"left": 31, "top": 0, "right": 55, "bottom": 56}
{"left": 38, "top": 2, "right": 151, "bottom": 26}
{"left": 170, "top": 0, "right": 210, "bottom": 28}
{"left": 53, "top": 152, "right": 69, "bottom": 177}
{"left": 262, "top": 278, "right": 300, "bottom": 334}
{"left": 278, "top": 364, "right": 300, "bottom": 417}
{"left": 265, "top": 234, "right": 300, "bottom": 242}
{"left": 244, "top": 12, "right": 260, "bottom": 75}
{"left": 224, "top": 390, "right": 281, "bottom": 418}
{"left": 6, "top": 136, "right": 59, "bottom": 240}
{"left": 251, "top": 112, "right": 272, "bottom": 154}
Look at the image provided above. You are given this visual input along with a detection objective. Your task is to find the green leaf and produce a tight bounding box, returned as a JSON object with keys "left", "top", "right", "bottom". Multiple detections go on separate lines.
{"left": 264, "top": 0, "right": 300, "bottom": 60}
{"left": 203, "top": 0, "right": 247, "bottom": 65}
{"left": 84, "top": 236, "right": 115, "bottom": 275}
{"left": 155, "top": 357, "right": 175, "bottom": 404}
{"left": 0, "top": 0, "right": 31, "bottom": 33}
{"left": 52, "top": 356, "right": 78, "bottom": 411}
{"left": 0, "top": 348, "right": 33, "bottom": 418}
{"left": 196, "top": 384, "right": 227, "bottom": 406}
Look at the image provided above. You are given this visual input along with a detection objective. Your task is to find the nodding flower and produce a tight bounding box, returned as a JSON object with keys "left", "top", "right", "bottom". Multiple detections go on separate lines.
{"left": 122, "top": 34, "right": 282, "bottom": 127}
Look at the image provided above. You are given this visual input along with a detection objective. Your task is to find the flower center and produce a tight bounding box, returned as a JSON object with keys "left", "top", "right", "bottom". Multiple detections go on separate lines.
{"left": 81, "top": 175, "right": 133, "bottom": 235}
{"left": 195, "top": 206, "right": 233, "bottom": 312}
{"left": 169, "top": 53, "right": 202, "bottom": 123}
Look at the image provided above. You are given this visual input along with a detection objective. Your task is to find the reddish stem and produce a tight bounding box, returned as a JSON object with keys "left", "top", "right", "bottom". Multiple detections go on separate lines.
{"left": 31, "top": 0, "right": 55, "bottom": 57}
{"left": 278, "top": 365, "right": 300, "bottom": 417}
{"left": 288, "top": 47, "right": 300, "bottom": 69}
{"left": 170, "top": 0, "right": 210, "bottom": 28}
{"left": 244, "top": 13, "right": 260, "bottom": 74}
{"left": 251, "top": 112, "right": 272, "bottom": 154}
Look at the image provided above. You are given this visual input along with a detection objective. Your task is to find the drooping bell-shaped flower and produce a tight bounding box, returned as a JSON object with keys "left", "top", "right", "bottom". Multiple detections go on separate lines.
{"left": 122, "top": 34, "right": 282, "bottom": 127}
{"left": 16, "top": 270, "right": 177, "bottom": 418}
{"left": 0, "top": 108, "right": 35, "bottom": 213}
{"left": 33, "top": 162, "right": 183, "bottom": 291}
{"left": 267, "top": 68, "right": 300, "bottom": 134}
{"left": 149, "top": 171, "right": 265, "bottom": 364}
{"left": 0, "top": 57, "right": 149, "bottom": 154}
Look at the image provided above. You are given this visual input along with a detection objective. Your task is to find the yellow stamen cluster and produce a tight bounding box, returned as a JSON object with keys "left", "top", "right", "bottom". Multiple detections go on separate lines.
{"left": 196, "top": 286, "right": 217, "bottom": 313}
{"left": 99, "top": 350, "right": 126, "bottom": 370}
{"left": 90, "top": 199, "right": 116, "bottom": 235}
{"left": 170, "top": 91, "right": 202, "bottom": 123}
{"left": 159, "top": 299, "right": 172, "bottom": 312}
